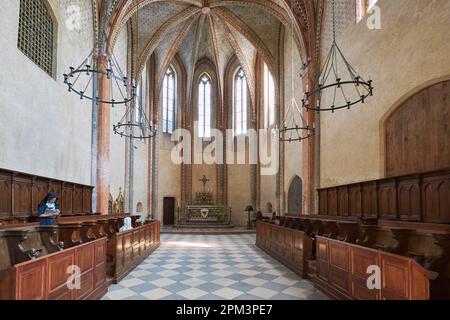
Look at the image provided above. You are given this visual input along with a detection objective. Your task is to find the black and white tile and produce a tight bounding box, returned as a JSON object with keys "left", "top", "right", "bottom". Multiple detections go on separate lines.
{"left": 102, "top": 234, "right": 328, "bottom": 300}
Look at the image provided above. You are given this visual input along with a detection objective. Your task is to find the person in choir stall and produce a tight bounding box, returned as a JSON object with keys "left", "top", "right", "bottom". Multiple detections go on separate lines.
{"left": 37, "top": 192, "right": 60, "bottom": 225}
{"left": 119, "top": 217, "right": 133, "bottom": 232}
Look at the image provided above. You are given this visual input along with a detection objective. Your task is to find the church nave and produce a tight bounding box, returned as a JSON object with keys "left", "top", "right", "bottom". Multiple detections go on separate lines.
{"left": 1, "top": 0, "right": 449, "bottom": 305}
{"left": 103, "top": 234, "right": 327, "bottom": 300}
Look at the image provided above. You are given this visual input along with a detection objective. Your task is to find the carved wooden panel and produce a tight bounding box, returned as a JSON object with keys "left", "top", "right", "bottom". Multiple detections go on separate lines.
{"left": 123, "top": 232, "right": 133, "bottom": 268}
{"left": 348, "top": 184, "right": 362, "bottom": 217}
{"left": 74, "top": 243, "right": 95, "bottom": 300}
{"left": 94, "top": 240, "right": 107, "bottom": 289}
{"left": 422, "top": 172, "right": 450, "bottom": 223}
{"left": 49, "top": 181, "right": 62, "bottom": 199}
{"left": 47, "top": 251, "right": 75, "bottom": 300}
{"left": 73, "top": 186, "right": 83, "bottom": 213}
{"left": 32, "top": 179, "right": 49, "bottom": 215}
{"left": 337, "top": 186, "right": 349, "bottom": 216}
{"left": 316, "top": 237, "right": 329, "bottom": 281}
{"left": 329, "top": 188, "right": 338, "bottom": 216}
{"left": 329, "top": 241, "right": 349, "bottom": 293}
{"left": 361, "top": 181, "right": 377, "bottom": 218}
{"left": 12, "top": 176, "right": 32, "bottom": 216}
{"left": 83, "top": 187, "right": 92, "bottom": 213}
{"left": 397, "top": 176, "right": 421, "bottom": 221}
{"left": 380, "top": 254, "right": 410, "bottom": 300}
{"left": 410, "top": 262, "right": 430, "bottom": 300}
{"left": 315, "top": 237, "right": 431, "bottom": 300}
{"left": 62, "top": 183, "right": 74, "bottom": 213}
{"left": 115, "top": 234, "right": 125, "bottom": 272}
{"left": 133, "top": 230, "right": 140, "bottom": 258}
{"left": 0, "top": 173, "right": 11, "bottom": 217}
{"left": 15, "top": 260, "right": 47, "bottom": 300}
{"left": 385, "top": 81, "right": 450, "bottom": 177}
{"left": 1, "top": 238, "right": 107, "bottom": 300}
{"left": 319, "top": 189, "right": 328, "bottom": 215}
{"left": 378, "top": 179, "right": 397, "bottom": 220}
{"left": 350, "top": 247, "right": 380, "bottom": 300}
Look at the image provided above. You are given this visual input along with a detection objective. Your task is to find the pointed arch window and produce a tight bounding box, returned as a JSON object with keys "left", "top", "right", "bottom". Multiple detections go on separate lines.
{"left": 263, "top": 63, "right": 275, "bottom": 128}
{"left": 198, "top": 74, "right": 212, "bottom": 138}
{"left": 163, "top": 67, "right": 176, "bottom": 134}
{"left": 234, "top": 68, "right": 248, "bottom": 136}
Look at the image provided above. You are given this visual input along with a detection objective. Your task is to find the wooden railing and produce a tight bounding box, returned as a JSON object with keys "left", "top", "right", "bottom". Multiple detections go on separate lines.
{"left": 0, "top": 237, "right": 107, "bottom": 300}
{"left": 108, "top": 220, "right": 161, "bottom": 283}
{"left": 318, "top": 169, "right": 450, "bottom": 223}
{"left": 256, "top": 221, "right": 313, "bottom": 278}
{"left": 315, "top": 236, "right": 438, "bottom": 300}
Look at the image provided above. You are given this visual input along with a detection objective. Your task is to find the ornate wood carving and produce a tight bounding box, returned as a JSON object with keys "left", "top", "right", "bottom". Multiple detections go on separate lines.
{"left": 318, "top": 169, "right": 450, "bottom": 223}
{"left": 0, "top": 169, "right": 94, "bottom": 224}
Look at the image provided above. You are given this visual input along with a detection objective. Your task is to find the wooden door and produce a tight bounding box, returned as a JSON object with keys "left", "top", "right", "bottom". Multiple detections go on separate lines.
{"left": 385, "top": 81, "right": 450, "bottom": 177}
{"left": 163, "top": 197, "right": 175, "bottom": 225}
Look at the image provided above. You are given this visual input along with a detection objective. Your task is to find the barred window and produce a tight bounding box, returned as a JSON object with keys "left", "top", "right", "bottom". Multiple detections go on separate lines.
{"left": 18, "top": 0, "right": 56, "bottom": 77}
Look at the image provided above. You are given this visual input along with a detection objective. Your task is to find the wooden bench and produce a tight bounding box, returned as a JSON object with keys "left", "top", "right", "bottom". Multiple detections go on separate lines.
{"left": 0, "top": 237, "right": 107, "bottom": 300}
{"left": 256, "top": 220, "right": 313, "bottom": 278}
{"left": 108, "top": 220, "right": 161, "bottom": 283}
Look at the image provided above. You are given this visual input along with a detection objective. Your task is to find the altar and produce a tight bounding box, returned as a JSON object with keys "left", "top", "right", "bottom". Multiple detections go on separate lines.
{"left": 180, "top": 205, "right": 230, "bottom": 225}
{"left": 176, "top": 175, "right": 232, "bottom": 227}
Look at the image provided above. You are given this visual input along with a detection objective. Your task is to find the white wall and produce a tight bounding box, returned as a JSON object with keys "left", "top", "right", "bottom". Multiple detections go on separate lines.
{"left": 109, "top": 27, "right": 127, "bottom": 199}
{"left": 320, "top": 0, "right": 450, "bottom": 187}
{"left": 0, "top": 0, "right": 94, "bottom": 184}
{"left": 283, "top": 30, "right": 305, "bottom": 213}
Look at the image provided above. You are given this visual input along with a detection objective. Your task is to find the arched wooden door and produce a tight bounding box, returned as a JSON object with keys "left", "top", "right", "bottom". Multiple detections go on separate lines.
{"left": 385, "top": 81, "right": 450, "bottom": 177}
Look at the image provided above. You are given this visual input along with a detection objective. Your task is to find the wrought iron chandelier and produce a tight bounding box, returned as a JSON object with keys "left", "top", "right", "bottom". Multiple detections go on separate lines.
{"left": 112, "top": 1, "right": 157, "bottom": 140}
{"left": 279, "top": 98, "right": 314, "bottom": 142}
{"left": 113, "top": 96, "right": 157, "bottom": 140}
{"left": 278, "top": 1, "right": 314, "bottom": 143}
{"left": 302, "top": 0, "right": 373, "bottom": 113}
{"left": 63, "top": 36, "right": 134, "bottom": 106}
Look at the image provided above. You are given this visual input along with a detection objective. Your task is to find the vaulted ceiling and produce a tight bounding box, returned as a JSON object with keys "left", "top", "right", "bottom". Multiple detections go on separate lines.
{"left": 93, "top": 0, "right": 323, "bottom": 105}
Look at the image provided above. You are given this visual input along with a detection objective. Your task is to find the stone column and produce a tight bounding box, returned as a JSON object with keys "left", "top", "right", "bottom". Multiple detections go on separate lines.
{"left": 302, "top": 66, "right": 316, "bottom": 215}
{"left": 96, "top": 56, "right": 110, "bottom": 215}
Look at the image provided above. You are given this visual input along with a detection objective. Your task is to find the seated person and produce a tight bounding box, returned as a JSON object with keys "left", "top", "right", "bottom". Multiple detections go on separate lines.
{"left": 119, "top": 217, "right": 133, "bottom": 232}
{"left": 37, "top": 192, "right": 60, "bottom": 225}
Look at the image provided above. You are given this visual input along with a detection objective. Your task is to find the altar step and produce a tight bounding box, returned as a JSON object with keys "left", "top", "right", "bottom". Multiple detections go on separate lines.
{"left": 174, "top": 223, "right": 235, "bottom": 228}
{"left": 162, "top": 225, "right": 256, "bottom": 234}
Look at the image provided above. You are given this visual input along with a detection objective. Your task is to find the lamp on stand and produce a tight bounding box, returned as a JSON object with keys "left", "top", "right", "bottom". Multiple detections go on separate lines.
{"left": 245, "top": 206, "right": 254, "bottom": 230}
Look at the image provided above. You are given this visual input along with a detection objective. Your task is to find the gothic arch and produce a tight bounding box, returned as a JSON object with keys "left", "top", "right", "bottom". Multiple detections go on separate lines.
{"left": 287, "top": 175, "right": 303, "bottom": 215}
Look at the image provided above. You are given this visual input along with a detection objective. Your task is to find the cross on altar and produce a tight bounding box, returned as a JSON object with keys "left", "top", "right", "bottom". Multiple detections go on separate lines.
{"left": 199, "top": 175, "right": 210, "bottom": 192}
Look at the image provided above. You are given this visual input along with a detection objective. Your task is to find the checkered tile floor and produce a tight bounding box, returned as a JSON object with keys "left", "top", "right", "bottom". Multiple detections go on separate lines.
{"left": 102, "top": 234, "right": 328, "bottom": 300}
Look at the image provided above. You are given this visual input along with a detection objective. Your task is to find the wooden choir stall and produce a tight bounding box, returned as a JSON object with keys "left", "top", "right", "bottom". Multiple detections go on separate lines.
{"left": 256, "top": 169, "right": 450, "bottom": 300}
{"left": 0, "top": 169, "right": 161, "bottom": 300}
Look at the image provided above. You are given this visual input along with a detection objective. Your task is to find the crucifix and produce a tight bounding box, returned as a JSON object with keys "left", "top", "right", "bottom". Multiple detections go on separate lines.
{"left": 199, "top": 175, "right": 210, "bottom": 192}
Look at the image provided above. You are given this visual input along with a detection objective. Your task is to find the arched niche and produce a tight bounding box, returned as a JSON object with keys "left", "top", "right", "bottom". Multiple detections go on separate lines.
{"left": 287, "top": 176, "right": 303, "bottom": 215}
